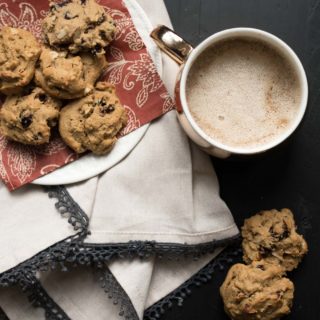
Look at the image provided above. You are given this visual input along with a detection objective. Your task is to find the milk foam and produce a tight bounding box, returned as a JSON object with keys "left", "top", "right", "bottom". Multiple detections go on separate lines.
{"left": 187, "top": 38, "right": 301, "bottom": 150}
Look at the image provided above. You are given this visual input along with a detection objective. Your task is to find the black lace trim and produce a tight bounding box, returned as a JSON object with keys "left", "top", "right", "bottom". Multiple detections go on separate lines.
{"left": 45, "top": 186, "right": 89, "bottom": 232}
{"left": 0, "top": 235, "right": 240, "bottom": 288}
{"left": 0, "top": 307, "right": 9, "bottom": 320}
{"left": 143, "top": 245, "right": 242, "bottom": 320}
{"left": 26, "top": 276, "right": 71, "bottom": 320}
{"left": 82, "top": 236, "right": 240, "bottom": 266}
{"left": 0, "top": 233, "right": 87, "bottom": 287}
{"left": 98, "top": 268, "right": 139, "bottom": 320}
{"left": 0, "top": 185, "right": 240, "bottom": 320}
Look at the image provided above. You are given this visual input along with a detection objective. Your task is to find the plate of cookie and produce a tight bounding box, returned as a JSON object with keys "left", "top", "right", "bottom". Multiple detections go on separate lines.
{"left": 0, "top": 0, "right": 163, "bottom": 186}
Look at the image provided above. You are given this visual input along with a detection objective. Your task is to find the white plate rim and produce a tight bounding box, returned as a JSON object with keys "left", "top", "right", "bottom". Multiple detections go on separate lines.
{"left": 33, "top": 0, "right": 161, "bottom": 186}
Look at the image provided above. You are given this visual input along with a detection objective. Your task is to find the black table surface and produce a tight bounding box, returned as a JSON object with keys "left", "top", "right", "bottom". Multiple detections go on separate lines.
{"left": 162, "top": 0, "right": 320, "bottom": 319}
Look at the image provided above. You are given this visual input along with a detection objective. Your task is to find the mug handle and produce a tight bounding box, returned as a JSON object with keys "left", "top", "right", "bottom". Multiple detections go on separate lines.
{"left": 150, "top": 25, "right": 194, "bottom": 65}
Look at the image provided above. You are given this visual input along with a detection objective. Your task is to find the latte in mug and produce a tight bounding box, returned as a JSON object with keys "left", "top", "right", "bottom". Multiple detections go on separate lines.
{"left": 186, "top": 38, "right": 302, "bottom": 151}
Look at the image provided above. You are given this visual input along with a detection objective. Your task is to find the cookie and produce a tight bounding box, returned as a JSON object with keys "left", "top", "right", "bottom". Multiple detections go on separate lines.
{"left": 0, "top": 27, "right": 41, "bottom": 95}
{"left": 59, "top": 82, "right": 127, "bottom": 155}
{"left": 43, "top": 0, "right": 116, "bottom": 55}
{"left": 35, "top": 47, "right": 107, "bottom": 100}
{"left": 0, "top": 86, "right": 62, "bottom": 145}
{"left": 242, "top": 209, "right": 308, "bottom": 271}
{"left": 220, "top": 261, "right": 294, "bottom": 320}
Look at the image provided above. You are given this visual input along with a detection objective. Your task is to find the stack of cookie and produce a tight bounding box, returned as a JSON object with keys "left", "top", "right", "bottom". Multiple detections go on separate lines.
{"left": 220, "top": 209, "right": 308, "bottom": 320}
{"left": 0, "top": 0, "right": 127, "bottom": 155}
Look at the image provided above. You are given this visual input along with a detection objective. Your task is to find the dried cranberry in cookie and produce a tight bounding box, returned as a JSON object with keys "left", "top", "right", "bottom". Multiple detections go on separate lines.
{"left": 59, "top": 82, "right": 127, "bottom": 155}
{"left": 0, "top": 27, "right": 41, "bottom": 95}
{"left": 43, "top": 0, "right": 116, "bottom": 55}
{"left": 35, "top": 47, "right": 107, "bottom": 99}
{"left": 0, "top": 86, "right": 62, "bottom": 145}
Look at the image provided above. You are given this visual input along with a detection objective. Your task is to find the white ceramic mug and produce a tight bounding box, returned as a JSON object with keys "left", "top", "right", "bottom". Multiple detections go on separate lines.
{"left": 151, "top": 26, "right": 308, "bottom": 158}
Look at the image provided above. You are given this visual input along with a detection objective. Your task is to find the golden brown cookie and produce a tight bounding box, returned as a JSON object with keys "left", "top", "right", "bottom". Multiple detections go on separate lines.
{"left": 59, "top": 82, "right": 127, "bottom": 155}
{"left": 242, "top": 209, "right": 308, "bottom": 271}
{"left": 43, "top": 0, "right": 116, "bottom": 55}
{"left": 220, "top": 261, "right": 294, "bottom": 320}
{"left": 0, "top": 86, "right": 62, "bottom": 145}
{"left": 0, "top": 27, "right": 41, "bottom": 95}
{"left": 35, "top": 47, "right": 107, "bottom": 99}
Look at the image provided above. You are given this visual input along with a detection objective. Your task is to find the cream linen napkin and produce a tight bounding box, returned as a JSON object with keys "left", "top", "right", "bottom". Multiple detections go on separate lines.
{"left": 0, "top": 0, "right": 239, "bottom": 319}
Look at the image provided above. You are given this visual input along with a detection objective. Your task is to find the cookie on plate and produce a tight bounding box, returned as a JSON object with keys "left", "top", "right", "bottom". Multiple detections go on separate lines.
{"left": 0, "top": 86, "right": 62, "bottom": 145}
{"left": 242, "top": 209, "right": 308, "bottom": 271}
{"left": 43, "top": 0, "right": 116, "bottom": 55}
{"left": 220, "top": 261, "right": 294, "bottom": 320}
{"left": 35, "top": 47, "right": 107, "bottom": 100}
{"left": 0, "top": 27, "right": 41, "bottom": 95}
{"left": 59, "top": 82, "right": 127, "bottom": 155}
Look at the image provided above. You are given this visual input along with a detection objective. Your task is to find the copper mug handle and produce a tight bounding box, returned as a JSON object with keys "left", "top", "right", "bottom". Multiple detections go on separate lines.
{"left": 150, "top": 25, "right": 194, "bottom": 65}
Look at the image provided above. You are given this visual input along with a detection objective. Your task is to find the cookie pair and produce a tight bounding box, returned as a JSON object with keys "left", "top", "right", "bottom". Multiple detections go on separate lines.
{"left": 220, "top": 209, "right": 308, "bottom": 320}
{"left": 37, "top": 0, "right": 116, "bottom": 100}
{"left": 0, "top": 83, "right": 126, "bottom": 154}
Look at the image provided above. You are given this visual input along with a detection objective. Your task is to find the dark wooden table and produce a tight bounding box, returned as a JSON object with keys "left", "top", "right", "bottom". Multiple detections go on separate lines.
{"left": 162, "top": 0, "right": 320, "bottom": 319}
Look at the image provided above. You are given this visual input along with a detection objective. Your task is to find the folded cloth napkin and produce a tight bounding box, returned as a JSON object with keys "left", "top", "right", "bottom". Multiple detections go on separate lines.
{"left": 0, "top": 0, "right": 239, "bottom": 319}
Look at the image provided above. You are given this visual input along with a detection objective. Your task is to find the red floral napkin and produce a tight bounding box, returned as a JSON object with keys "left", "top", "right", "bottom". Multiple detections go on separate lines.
{"left": 0, "top": 0, "right": 175, "bottom": 191}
